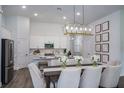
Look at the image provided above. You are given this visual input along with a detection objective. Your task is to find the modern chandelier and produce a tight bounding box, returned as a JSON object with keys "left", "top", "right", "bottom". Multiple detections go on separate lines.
{"left": 64, "top": 5, "right": 93, "bottom": 36}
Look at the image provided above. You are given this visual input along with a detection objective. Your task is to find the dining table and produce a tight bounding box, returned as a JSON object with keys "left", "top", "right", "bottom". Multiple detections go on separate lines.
{"left": 42, "top": 63, "right": 108, "bottom": 88}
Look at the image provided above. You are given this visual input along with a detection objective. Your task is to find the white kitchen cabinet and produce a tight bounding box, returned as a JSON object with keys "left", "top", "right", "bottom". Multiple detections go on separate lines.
{"left": 15, "top": 17, "right": 30, "bottom": 69}
{"left": 4, "top": 16, "right": 30, "bottom": 70}
{"left": 30, "top": 36, "right": 68, "bottom": 49}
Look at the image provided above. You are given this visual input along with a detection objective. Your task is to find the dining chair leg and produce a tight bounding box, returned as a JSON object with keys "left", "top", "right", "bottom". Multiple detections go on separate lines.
{"left": 51, "top": 81, "right": 56, "bottom": 88}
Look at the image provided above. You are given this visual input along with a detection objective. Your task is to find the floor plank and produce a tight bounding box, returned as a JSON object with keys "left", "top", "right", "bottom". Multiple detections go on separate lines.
{"left": 4, "top": 68, "right": 33, "bottom": 88}
{"left": 118, "top": 76, "right": 124, "bottom": 88}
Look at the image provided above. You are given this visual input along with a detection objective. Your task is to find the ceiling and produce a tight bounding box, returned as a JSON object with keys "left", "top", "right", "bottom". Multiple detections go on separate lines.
{"left": 2, "top": 5, "right": 124, "bottom": 24}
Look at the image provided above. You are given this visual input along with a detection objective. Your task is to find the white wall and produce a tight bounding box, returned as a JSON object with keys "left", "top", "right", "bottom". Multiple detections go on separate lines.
{"left": 30, "top": 22, "right": 69, "bottom": 49}
{"left": 89, "top": 11, "right": 121, "bottom": 65}
{"left": 82, "top": 35, "right": 94, "bottom": 58}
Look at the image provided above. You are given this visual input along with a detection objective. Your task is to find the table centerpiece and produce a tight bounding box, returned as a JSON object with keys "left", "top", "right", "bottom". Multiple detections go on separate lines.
{"left": 74, "top": 56, "right": 84, "bottom": 66}
{"left": 91, "top": 55, "right": 100, "bottom": 67}
{"left": 58, "top": 56, "right": 68, "bottom": 68}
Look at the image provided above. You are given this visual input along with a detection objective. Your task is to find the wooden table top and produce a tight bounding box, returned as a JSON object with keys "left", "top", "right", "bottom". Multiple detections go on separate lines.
{"left": 43, "top": 63, "right": 108, "bottom": 76}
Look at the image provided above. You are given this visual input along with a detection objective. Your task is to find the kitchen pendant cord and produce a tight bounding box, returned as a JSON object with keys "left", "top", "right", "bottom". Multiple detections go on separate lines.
{"left": 82, "top": 5, "right": 85, "bottom": 25}
{"left": 73, "top": 5, "right": 75, "bottom": 24}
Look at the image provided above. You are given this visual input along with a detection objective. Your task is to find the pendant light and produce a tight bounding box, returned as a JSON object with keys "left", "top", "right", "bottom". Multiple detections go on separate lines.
{"left": 82, "top": 5, "right": 92, "bottom": 32}
{"left": 64, "top": 5, "right": 92, "bottom": 35}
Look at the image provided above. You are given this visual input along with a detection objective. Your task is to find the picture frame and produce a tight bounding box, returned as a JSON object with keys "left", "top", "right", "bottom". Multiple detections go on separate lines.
{"left": 95, "top": 24, "right": 101, "bottom": 33}
{"left": 102, "top": 43, "right": 109, "bottom": 53}
{"left": 102, "top": 21, "right": 109, "bottom": 31}
{"left": 101, "top": 32, "right": 109, "bottom": 42}
{"left": 95, "top": 34, "right": 101, "bottom": 43}
{"left": 95, "top": 53, "right": 101, "bottom": 62}
{"left": 95, "top": 44, "right": 101, "bottom": 52}
{"left": 102, "top": 54, "right": 109, "bottom": 63}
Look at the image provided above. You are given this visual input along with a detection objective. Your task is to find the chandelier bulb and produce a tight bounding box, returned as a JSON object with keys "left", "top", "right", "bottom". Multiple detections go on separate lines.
{"left": 75, "top": 27, "right": 78, "bottom": 30}
{"left": 84, "top": 27, "right": 87, "bottom": 31}
{"left": 89, "top": 28, "right": 92, "bottom": 31}
{"left": 80, "top": 27, "right": 83, "bottom": 31}
{"left": 66, "top": 26, "right": 69, "bottom": 30}
{"left": 71, "top": 27, "right": 74, "bottom": 30}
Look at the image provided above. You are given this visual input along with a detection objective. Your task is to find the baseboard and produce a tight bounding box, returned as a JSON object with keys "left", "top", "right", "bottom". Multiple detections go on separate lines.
{"left": 14, "top": 65, "right": 27, "bottom": 70}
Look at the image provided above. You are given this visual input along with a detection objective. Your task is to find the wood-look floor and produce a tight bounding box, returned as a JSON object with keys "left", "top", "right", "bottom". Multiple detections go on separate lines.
{"left": 2, "top": 68, "right": 124, "bottom": 88}
{"left": 4, "top": 68, "right": 33, "bottom": 88}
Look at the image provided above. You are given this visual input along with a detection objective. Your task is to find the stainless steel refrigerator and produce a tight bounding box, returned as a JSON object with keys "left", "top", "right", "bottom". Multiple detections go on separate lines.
{"left": 1, "top": 39, "right": 14, "bottom": 85}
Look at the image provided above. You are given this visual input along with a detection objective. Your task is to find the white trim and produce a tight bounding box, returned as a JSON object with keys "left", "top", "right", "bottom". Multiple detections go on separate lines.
{"left": 14, "top": 65, "right": 28, "bottom": 70}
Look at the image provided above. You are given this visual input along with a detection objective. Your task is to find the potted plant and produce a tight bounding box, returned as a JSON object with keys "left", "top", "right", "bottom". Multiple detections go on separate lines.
{"left": 74, "top": 56, "right": 84, "bottom": 66}
{"left": 91, "top": 55, "right": 100, "bottom": 67}
{"left": 63, "top": 49, "right": 67, "bottom": 55}
{"left": 67, "top": 50, "right": 71, "bottom": 57}
{"left": 58, "top": 56, "right": 68, "bottom": 68}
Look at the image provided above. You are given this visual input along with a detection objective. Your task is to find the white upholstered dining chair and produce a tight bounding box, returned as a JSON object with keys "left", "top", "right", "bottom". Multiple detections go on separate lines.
{"left": 28, "top": 63, "right": 46, "bottom": 88}
{"left": 79, "top": 66, "right": 102, "bottom": 88}
{"left": 57, "top": 68, "right": 81, "bottom": 88}
{"left": 100, "top": 65, "right": 121, "bottom": 88}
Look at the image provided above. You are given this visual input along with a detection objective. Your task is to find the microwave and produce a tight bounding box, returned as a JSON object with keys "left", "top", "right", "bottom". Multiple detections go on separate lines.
{"left": 45, "top": 43, "right": 54, "bottom": 49}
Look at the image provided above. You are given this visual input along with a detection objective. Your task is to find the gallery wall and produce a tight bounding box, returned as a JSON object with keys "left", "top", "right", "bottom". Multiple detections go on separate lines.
{"left": 89, "top": 11, "right": 121, "bottom": 72}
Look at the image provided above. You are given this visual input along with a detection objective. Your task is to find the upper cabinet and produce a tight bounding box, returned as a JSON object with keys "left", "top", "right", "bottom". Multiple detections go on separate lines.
{"left": 30, "top": 36, "right": 68, "bottom": 49}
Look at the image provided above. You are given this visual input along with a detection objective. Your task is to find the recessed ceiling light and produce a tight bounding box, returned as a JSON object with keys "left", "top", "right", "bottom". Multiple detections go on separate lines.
{"left": 22, "top": 5, "right": 26, "bottom": 9}
{"left": 57, "top": 8, "right": 62, "bottom": 11}
{"left": 34, "top": 13, "right": 38, "bottom": 16}
{"left": 76, "top": 12, "right": 80, "bottom": 16}
{"left": 63, "top": 16, "right": 67, "bottom": 20}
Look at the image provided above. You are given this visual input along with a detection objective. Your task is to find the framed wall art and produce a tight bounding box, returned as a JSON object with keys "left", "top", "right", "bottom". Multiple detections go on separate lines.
{"left": 95, "top": 44, "right": 101, "bottom": 52}
{"left": 101, "top": 32, "right": 109, "bottom": 42}
{"left": 95, "top": 24, "right": 101, "bottom": 33}
{"left": 95, "top": 34, "right": 101, "bottom": 43}
{"left": 102, "top": 54, "right": 109, "bottom": 63}
{"left": 102, "top": 21, "right": 109, "bottom": 31}
{"left": 102, "top": 43, "right": 109, "bottom": 53}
